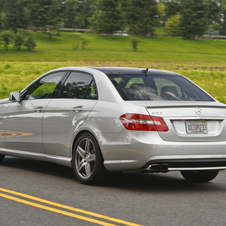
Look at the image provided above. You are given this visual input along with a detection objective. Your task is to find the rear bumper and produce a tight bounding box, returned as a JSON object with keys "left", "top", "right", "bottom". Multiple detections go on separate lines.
{"left": 99, "top": 130, "right": 226, "bottom": 172}
{"left": 144, "top": 158, "right": 226, "bottom": 172}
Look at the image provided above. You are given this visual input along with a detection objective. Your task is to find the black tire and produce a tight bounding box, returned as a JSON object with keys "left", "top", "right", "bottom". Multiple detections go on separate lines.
{"left": 0, "top": 154, "right": 5, "bottom": 164}
{"left": 72, "top": 133, "right": 107, "bottom": 185}
{"left": 181, "top": 170, "right": 219, "bottom": 183}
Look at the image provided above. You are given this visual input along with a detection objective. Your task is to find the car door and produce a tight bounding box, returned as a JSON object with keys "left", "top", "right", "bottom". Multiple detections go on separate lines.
{"left": 3, "top": 71, "right": 66, "bottom": 153}
{"left": 0, "top": 99, "right": 11, "bottom": 149}
{"left": 43, "top": 71, "right": 98, "bottom": 157}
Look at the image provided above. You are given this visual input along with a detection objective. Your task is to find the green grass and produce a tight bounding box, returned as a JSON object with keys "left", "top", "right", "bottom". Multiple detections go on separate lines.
{"left": 155, "top": 27, "right": 165, "bottom": 35}
{"left": 1, "top": 32, "right": 226, "bottom": 103}
{"left": 1, "top": 62, "right": 226, "bottom": 104}
{"left": 0, "top": 32, "right": 226, "bottom": 62}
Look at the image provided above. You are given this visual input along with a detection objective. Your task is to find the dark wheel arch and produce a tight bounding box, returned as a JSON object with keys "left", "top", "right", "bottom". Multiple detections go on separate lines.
{"left": 0, "top": 154, "right": 5, "bottom": 164}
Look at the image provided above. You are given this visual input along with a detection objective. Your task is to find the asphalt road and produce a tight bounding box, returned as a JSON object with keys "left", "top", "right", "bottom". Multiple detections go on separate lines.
{"left": 0, "top": 156, "right": 226, "bottom": 226}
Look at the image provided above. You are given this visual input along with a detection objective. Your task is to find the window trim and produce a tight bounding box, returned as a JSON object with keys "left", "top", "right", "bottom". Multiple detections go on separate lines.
{"left": 21, "top": 71, "right": 69, "bottom": 100}
{"left": 56, "top": 70, "right": 98, "bottom": 100}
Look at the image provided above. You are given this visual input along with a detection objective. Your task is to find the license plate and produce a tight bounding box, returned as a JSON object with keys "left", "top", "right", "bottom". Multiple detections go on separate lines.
{"left": 186, "top": 120, "right": 208, "bottom": 134}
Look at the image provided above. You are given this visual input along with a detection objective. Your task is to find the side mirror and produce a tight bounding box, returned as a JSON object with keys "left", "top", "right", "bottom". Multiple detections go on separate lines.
{"left": 9, "top": 91, "right": 21, "bottom": 102}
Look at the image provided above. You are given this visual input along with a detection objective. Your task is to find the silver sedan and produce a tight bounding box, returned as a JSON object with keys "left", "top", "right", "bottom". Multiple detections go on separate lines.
{"left": 0, "top": 67, "right": 226, "bottom": 184}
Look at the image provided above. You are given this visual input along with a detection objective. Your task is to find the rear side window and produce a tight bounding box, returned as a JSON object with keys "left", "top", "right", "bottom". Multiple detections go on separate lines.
{"left": 106, "top": 72, "right": 214, "bottom": 101}
{"left": 58, "top": 71, "right": 98, "bottom": 99}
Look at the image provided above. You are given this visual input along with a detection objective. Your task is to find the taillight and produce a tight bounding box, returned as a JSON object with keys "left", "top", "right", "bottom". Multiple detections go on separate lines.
{"left": 120, "top": 114, "right": 168, "bottom": 131}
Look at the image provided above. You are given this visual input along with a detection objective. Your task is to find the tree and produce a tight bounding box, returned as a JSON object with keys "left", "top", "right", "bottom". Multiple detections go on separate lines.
{"left": 14, "top": 29, "right": 26, "bottom": 51}
{"left": 2, "top": 0, "right": 27, "bottom": 33}
{"left": 157, "top": 1, "right": 167, "bottom": 27}
{"left": 64, "top": 0, "right": 80, "bottom": 28}
{"left": 90, "top": 0, "right": 122, "bottom": 34}
{"left": 179, "top": 0, "right": 207, "bottom": 39}
{"left": 125, "top": 0, "right": 158, "bottom": 37}
{"left": 0, "top": 0, "right": 5, "bottom": 31}
{"left": 216, "top": 0, "right": 226, "bottom": 35}
{"left": 1, "top": 30, "right": 13, "bottom": 50}
{"left": 164, "top": 0, "right": 181, "bottom": 19}
{"left": 165, "top": 14, "right": 181, "bottom": 35}
{"left": 24, "top": 34, "right": 36, "bottom": 51}
{"left": 25, "top": 0, "right": 65, "bottom": 39}
{"left": 163, "top": 0, "right": 222, "bottom": 38}
{"left": 220, "top": 5, "right": 226, "bottom": 34}
{"left": 204, "top": 0, "right": 221, "bottom": 23}
{"left": 64, "top": 0, "right": 96, "bottom": 29}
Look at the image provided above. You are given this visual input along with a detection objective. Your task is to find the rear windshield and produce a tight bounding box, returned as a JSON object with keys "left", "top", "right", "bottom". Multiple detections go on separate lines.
{"left": 106, "top": 72, "right": 214, "bottom": 101}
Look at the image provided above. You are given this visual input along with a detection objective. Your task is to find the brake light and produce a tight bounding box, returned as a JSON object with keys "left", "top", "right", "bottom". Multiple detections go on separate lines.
{"left": 120, "top": 114, "right": 168, "bottom": 131}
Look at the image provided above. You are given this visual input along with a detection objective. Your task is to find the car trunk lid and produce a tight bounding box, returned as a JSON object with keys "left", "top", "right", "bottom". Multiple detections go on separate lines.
{"left": 144, "top": 101, "right": 226, "bottom": 142}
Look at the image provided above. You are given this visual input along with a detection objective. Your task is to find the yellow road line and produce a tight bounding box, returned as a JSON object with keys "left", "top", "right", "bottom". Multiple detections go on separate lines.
{"left": 0, "top": 192, "right": 116, "bottom": 226}
{"left": 0, "top": 188, "right": 142, "bottom": 226}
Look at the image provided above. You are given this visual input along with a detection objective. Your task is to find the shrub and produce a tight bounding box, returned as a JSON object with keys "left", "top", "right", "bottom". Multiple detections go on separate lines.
{"left": 80, "top": 37, "right": 88, "bottom": 50}
{"left": 165, "top": 14, "right": 181, "bottom": 36}
{"left": 73, "top": 34, "right": 80, "bottom": 50}
{"left": 24, "top": 35, "right": 36, "bottom": 51}
{"left": 1, "top": 30, "right": 13, "bottom": 51}
{"left": 73, "top": 34, "right": 88, "bottom": 50}
{"left": 14, "top": 32, "right": 25, "bottom": 51}
{"left": 131, "top": 38, "right": 141, "bottom": 52}
{"left": 1, "top": 83, "right": 9, "bottom": 98}
{"left": 44, "top": 26, "right": 60, "bottom": 39}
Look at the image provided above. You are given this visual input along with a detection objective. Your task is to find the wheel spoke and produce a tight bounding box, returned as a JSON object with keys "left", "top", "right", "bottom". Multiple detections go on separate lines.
{"left": 77, "top": 159, "right": 86, "bottom": 172}
{"left": 85, "top": 138, "right": 91, "bottom": 153}
{"left": 89, "top": 153, "right": 96, "bottom": 162}
{"left": 77, "top": 146, "right": 85, "bottom": 158}
{"left": 85, "top": 163, "right": 92, "bottom": 177}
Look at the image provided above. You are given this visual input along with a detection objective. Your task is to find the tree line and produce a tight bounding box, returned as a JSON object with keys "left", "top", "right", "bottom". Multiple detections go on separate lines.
{"left": 0, "top": 0, "right": 226, "bottom": 40}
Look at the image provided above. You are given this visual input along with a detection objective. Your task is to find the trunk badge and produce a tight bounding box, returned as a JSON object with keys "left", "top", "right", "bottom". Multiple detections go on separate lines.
{"left": 195, "top": 108, "right": 202, "bottom": 115}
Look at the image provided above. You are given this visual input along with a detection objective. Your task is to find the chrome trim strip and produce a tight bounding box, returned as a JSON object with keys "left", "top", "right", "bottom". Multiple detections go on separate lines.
{"left": 168, "top": 166, "right": 226, "bottom": 171}
{"left": 146, "top": 104, "right": 226, "bottom": 109}
{"left": 104, "top": 160, "right": 137, "bottom": 165}
{"left": 0, "top": 148, "right": 72, "bottom": 167}
{"left": 149, "top": 155, "right": 226, "bottom": 161}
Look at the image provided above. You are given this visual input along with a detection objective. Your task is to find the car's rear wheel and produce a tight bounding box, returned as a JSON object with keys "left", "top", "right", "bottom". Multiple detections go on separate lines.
{"left": 180, "top": 170, "right": 219, "bottom": 182}
{"left": 0, "top": 154, "right": 5, "bottom": 163}
{"left": 72, "top": 133, "right": 107, "bottom": 185}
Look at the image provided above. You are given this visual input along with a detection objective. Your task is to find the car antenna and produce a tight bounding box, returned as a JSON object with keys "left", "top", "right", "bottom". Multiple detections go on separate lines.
{"left": 142, "top": 68, "right": 148, "bottom": 77}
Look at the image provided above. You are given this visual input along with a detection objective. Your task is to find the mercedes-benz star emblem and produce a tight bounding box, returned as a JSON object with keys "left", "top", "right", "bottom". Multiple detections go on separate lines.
{"left": 195, "top": 108, "right": 202, "bottom": 115}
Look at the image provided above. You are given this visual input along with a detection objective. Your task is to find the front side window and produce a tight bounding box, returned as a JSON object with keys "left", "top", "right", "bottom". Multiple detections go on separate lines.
{"left": 58, "top": 71, "right": 97, "bottom": 99}
{"left": 24, "top": 71, "right": 66, "bottom": 100}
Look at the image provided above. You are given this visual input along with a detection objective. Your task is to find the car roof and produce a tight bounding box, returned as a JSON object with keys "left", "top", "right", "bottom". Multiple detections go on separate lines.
{"left": 90, "top": 67, "right": 181, "bottom": 76}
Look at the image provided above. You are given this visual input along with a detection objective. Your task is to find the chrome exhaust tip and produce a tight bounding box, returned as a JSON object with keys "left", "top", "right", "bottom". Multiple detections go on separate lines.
{"left": 148, "top": 164, "right": 169, "bottom": 173}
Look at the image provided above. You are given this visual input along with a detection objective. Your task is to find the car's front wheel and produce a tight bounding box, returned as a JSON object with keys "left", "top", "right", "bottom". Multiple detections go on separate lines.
{"left": 180, "top": 170, "right": 219, "bottom": 182}
{"left": 72, "top": 133, "right": 107, "bottom": 185}
{"left": 0, "top": 154, "right": 5, "bottom": 164}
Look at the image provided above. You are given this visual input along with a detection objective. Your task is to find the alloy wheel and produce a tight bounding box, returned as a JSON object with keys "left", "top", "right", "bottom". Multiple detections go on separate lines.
{"left": 75, "top": 137, "right": 96, "bottom": 179}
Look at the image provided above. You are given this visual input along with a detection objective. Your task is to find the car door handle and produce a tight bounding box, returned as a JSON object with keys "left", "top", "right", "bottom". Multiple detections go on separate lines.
{"left": 34, "top": 106, "right": 43, "bottom": 113}
{"left": 72, "top": 106, "right": 83, "bottom": 112}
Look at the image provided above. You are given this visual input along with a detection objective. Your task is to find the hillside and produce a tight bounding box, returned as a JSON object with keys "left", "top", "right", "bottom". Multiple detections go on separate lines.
{"left": 0, "top": 32, "right": 226, "bottom": 62}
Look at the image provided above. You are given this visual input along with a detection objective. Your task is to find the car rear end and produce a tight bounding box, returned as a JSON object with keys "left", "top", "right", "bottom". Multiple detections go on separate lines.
{"left": 91, "top": 67, "right": 226, "bottom": 181}
{"left": 143, "top": 102, "right": 226, "bottom": 172}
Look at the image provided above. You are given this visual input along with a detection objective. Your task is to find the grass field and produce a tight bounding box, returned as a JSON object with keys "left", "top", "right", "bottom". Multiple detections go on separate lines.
{"left": 0, "top": 32, "right": 226, "bottom": 102}
{"left": 0, "top": 62, "right": 226, "bottom": 103}
{"left": 0, "top": 32, "right": 226, "bottom": 62}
